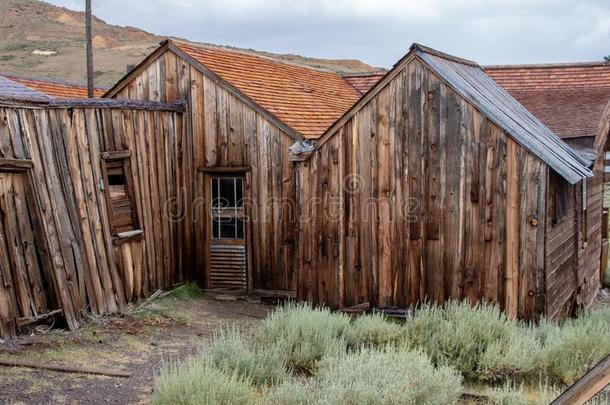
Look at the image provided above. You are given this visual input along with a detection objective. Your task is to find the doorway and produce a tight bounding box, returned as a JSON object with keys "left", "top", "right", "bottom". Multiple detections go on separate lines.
{"left": 0, "top": 171, "right": 55, "bottom": 337}
{"left": 205, "top": 174, "right": 247, "bottom": 290}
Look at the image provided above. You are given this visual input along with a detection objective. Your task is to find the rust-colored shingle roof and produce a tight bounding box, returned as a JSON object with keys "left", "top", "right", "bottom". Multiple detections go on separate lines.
{"left": 0, "top": 74, "right": 106, "bottom": 99}
{"left": 485, "top": 62, "right": 610, "bottom": 139}
{"left": 172, "top": 40, "right": 361, "bottom": 139}
{"left": 343, "top": 72, "right": 386, "bottom": 94}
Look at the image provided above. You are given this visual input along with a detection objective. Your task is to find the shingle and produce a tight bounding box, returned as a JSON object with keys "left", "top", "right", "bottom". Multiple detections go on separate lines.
{"left": 343, "top": 72, "right": 386, "bottom": 94}
{"left": 0, "top": 74, "right": 106, "bottom": 99}
{"left": 485, "top": 63, "right": 610, "bottom": 139}
{"left": 172, "top": 41, "right": 361, "bottom": 139}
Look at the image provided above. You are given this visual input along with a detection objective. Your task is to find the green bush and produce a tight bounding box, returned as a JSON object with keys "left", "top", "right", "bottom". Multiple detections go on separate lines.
{"left": 264, "top": 379, "right": 314, "bottom": 405}
{"left": 166, "top": 282, "right": 207, "bottom": 300}
{"left": 486, "top": 382, "right": 559, "bottom": 405}
{"left": 345, "top": 312, "right": 403, "bottom": 348}
{"left": 255, "top": 302, "right": 351, "bottom": 375}
{"left": 266, "top": 348, "right": 462, "bottom": 405}
{"left": 479, "top": 326, "right": 543, "bottom": 383}
{"left": 204, "top": 328, "right": 288, "bottom": 386}
{"left": 313, "top": 347, "right": 462, "bottom": 405}
{"left": 404, "top": 301, "right": 542, "bottom": 383}
{"left": 541, "top": 307, "right": 610, "bottom": 385}
{"left": 153, "top": 360, "right": 258, "bottom": 405}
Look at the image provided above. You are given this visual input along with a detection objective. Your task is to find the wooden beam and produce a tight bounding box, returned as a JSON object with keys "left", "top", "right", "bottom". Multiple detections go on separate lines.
{"left": 198, "top": 166, "right": 251, "bottom": 174}
{"left": 551, "top": 354, "right": 610, "bottom": 405}
{"left": 16, "top": 309, "right": 63, "bottom": 327}
{"left": 0, "top": 158, "right": 33, "bottom": 172}
{"left": 112, "top": 229, "right": 144, "bottom": 246}
{"left": 0, "top": 359, "right": 132, "bottom": 378}
{"left": 101, "top": 150, "right": 131, "bottom": 160}
{"left": 85, "top": 0, "right": 94, "bottom": 98}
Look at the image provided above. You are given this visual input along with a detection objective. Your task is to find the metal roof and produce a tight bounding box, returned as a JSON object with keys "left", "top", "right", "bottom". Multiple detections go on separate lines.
{"left": 414, "top": 44, "right": 592, "bottom": 184}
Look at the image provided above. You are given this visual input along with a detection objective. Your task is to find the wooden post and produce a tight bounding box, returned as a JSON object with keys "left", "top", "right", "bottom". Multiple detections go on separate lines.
{"left": 85, "top": 0, "right": 94, "bottom": 98}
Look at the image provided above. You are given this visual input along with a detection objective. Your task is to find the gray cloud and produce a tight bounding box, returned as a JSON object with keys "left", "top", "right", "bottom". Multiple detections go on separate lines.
{"left": 46, "top": 0, "right": 610, "bottom": 67}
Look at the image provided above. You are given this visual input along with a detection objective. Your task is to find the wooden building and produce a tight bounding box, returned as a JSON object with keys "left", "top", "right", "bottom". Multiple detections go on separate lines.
{"left": 104, "top": 39, "right": 360, "bottom": 294}
{"left": 293, "top": 44, "right": 606, "bottom": 320}
{"left": 2, "top": 41, "right": 608, "bottom": 338}
{"left": 0, "top": 76, "right": 185, "bottom": 338}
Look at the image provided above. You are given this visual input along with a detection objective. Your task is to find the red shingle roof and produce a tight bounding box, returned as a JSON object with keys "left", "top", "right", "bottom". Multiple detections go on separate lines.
{"left": 485, "top": 62, "right": 610, "bottom": 139}
{"left": 343, "top": 72, "right": 386, "bottom": 94}
{"left": 0, "top": 74, "right": 106, "bottom": 99}
{"left": 172, "top": 40, "right": 361, "bottom": 139}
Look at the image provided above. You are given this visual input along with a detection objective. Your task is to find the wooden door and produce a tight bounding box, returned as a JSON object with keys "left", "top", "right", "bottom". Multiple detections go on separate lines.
{"left": 0, "top": 172, "right": 54, "bottom": 337}
{"left": 205, "top": 174, "right": 247, "bottom": 290}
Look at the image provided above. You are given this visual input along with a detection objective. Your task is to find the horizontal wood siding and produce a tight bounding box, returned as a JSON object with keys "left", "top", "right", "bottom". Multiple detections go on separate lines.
{"left": 295, "top": 58, "right": 548, "bottom": 319}
{"left": 112, "top": 50, "right": 297, "bottom": 292}
{"left": 0, "top": 104, "right": 183, "bottom": 338}
{"left": 577, "top": 165, "right": 604, "bottom": 309}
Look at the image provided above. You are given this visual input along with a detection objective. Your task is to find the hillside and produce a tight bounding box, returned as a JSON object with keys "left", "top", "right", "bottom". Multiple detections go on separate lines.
{"left": 0, "top": 0, "right": 378, "bottom": 87}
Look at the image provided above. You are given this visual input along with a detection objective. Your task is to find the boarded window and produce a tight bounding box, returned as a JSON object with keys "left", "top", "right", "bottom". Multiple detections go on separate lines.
{"left": 102, "top": 154, "right": 138, "bottom": 234}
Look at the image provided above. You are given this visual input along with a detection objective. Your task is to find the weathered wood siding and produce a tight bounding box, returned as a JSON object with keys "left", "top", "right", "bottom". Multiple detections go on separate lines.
{"left": 544, "top": 172, "right": 578, "bottom": 320}
{"left": 577, "top": 166, "right": 603, "bottom": 308}
{"left": 0, "top": 103, "right": 183, "bottom": 338}
{"left": 112, "top": 50, "right": 297, "bottom": 292}
{"left": 545, "top": 161, "right": 603, "bottom": 321}
{"left": 295, "top": 58, "right": 548, "bottom": 319}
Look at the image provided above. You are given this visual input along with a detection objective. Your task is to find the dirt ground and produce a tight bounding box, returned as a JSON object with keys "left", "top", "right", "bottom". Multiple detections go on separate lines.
{"left": 0, "top": 292, "right": 271, "bottom": 404}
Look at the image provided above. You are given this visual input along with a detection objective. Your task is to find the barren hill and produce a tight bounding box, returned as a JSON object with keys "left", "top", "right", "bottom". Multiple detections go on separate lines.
{"left": 0, "top": 0, "right": 379, "bottom": 87}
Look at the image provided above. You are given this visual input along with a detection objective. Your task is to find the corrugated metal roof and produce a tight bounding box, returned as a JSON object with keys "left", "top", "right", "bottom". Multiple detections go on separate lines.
{"left": 0, "top": 75, "right": 50, "bottom": 102}
{"left": 414, "top": 44, "right": 592, "bottom": 184}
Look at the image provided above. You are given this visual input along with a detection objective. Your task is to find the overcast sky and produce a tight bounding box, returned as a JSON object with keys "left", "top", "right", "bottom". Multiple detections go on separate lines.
{"left": 46, "top": 0, "right": 610, "bottom": 68}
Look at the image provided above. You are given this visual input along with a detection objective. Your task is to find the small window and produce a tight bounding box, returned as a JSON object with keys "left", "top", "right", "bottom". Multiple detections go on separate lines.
{"left": 550, "top": 172, "right": 569, "bottom": 224}
{"left": 102, "top": 153, "right": 138, "bottom": 235}
{"left": 211, "top": 176, "right": 244, "bottom": 240}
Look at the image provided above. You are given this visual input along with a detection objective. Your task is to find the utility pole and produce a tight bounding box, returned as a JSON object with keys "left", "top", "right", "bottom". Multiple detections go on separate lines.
{"left": 85, "top": 0, "right": 94, "bottom": 98}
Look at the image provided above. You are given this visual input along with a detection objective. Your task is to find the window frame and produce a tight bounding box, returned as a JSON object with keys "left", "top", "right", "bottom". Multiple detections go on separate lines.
{"left": 210, "top": 175, "right": 245, "bottom": 240}
{"left": 101, "top": 151, "right": 140, "bottom": 238}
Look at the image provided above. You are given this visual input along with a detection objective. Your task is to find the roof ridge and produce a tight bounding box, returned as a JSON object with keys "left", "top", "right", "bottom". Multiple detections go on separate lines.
{"left": 166, "top": 38, "right": 355, "bottom": 77}
{"left": 410, "top": 43, "right": 479, "bottom": 67}
{"left": 485, "top": 61, "right": 610, "bottom": 69}
{"left": 341, "top": 71, "right": 387, "bottom": 78}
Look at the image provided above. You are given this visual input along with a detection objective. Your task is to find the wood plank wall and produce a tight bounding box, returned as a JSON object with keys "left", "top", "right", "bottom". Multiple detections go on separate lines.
{"left": 295, "top": 58, "right": 548, "bottom": 319}
{"left": 577, "top": 165, "right": 604, "bottom": 308}
{"left": 544, "top": 172, "right": 578, "bottom": 320}
{"left": 545, "top": 152, "right": 603, "bottom": 321}
{"left": 0, "top": 104, "right": 183, "bottom": 338}
{"left": 112, "top": 50, "right": 297, "bottom": 292}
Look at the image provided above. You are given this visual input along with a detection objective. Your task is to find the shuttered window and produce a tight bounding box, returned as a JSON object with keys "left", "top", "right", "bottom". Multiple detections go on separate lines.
{"left": 102, "top": 153, "right": 139, "bottom": 235}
